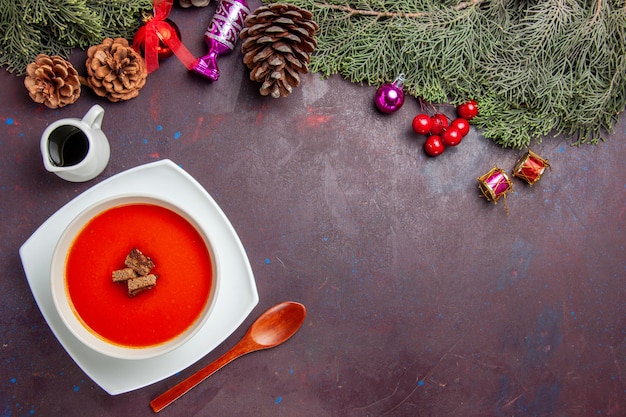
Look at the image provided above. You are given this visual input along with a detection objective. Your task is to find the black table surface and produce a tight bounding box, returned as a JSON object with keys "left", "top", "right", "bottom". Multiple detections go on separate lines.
{"left": 1, "top": 3, "right": 624, "bottom": 416}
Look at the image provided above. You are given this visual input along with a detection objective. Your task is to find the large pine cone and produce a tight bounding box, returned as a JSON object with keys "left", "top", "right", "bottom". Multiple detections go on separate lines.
{"left": 24, "top": 54, "right": 81, "bottom": 109}
{"left": 240, "top": 3, "right": 318, "bottom": 98}
{"left": 85, "top": 38, "right": 147, "bottom": 102}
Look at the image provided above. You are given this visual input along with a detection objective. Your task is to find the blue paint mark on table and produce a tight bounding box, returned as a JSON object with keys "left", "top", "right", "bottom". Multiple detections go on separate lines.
{"left": 526, "top": 307, "right": 563, "bottom": 364}
{"left": 518, "top": 383, "right": 562, "bottom": 416}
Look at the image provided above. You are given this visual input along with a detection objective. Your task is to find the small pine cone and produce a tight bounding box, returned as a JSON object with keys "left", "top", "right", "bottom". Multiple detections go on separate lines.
{"left": 240, "top": 3, "right": 318, "bottom": 98}
{"left": 24, "top": 54, "right": 81, "bottom": 109}
{"left": 178, "top": 0, "right": 211, "bottom": 7}
{"left": 85, "top": 38, "right": 147, "bottom": 102}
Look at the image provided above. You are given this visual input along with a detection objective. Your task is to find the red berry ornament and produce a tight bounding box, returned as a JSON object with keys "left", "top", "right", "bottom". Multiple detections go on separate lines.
{"left": 450, "top": 118, "right": 470, "bottom": 137}
{"left": 457, "top": 100, "right": 478, "bottom": 120}
{"left": 430, "top": 113, "right": 449, "bottom": 135}
{"left": 441, "top": 126, "right": 463, "bottom": 146}
{"left": 424, "top": 135, "right": 445, "bottom": 156}
{"left": 133, "top": 18, "right": 181, "bottom": 61}
{"left": 412, "top": 114, "right": 433, "bottom": 135}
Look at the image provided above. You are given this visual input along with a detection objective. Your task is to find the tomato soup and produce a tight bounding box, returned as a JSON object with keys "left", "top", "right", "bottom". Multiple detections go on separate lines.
{"left": 65, "top": 203, "right": 213, "bottom": 348}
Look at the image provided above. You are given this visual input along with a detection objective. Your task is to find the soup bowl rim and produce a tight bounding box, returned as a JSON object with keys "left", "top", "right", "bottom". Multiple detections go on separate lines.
{"left": 50, "top": 193, "right": 220, "bottom": 360}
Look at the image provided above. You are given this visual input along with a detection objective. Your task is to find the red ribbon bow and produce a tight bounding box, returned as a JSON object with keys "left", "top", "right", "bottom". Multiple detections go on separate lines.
{"left": 135, "top": 0, "right": 197, "bottom": 73}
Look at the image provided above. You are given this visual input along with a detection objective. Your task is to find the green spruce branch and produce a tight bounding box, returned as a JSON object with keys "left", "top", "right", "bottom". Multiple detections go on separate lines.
{"left": 0, "top": 0, "right": 152, "bottom": 74}
{"left": 278, "top": 0, "right": 626, "bottom": 148}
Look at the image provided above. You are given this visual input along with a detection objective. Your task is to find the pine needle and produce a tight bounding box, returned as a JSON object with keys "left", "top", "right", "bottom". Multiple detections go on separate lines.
{"left": 279, "top": 0, "right": 626, "bottom": 148}
{"left": 0, "top": 0, "right": 151, "bottom": 74}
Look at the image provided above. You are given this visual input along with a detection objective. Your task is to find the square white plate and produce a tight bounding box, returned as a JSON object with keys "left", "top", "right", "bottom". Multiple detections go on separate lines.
{"left": 19, "top": 159, "right": 258, "bottom": 395}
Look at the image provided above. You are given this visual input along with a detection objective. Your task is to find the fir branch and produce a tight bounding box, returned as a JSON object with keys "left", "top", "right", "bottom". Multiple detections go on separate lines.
{"left": 279, "top": 0, "right": 626, "bottom": 148}
{"left": 0, "top": 0, "right": 151, "bottom": 74}
{"left": 314, "top": 0, "right": 485, "bottom": 19}
{"left": 87, "top": 0, "right": 152, "bottom": 40}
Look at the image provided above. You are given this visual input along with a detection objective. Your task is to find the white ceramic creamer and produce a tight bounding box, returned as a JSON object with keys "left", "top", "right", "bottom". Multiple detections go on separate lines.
{"left": 40, "top": 104, "right": 110, "bottom": 182}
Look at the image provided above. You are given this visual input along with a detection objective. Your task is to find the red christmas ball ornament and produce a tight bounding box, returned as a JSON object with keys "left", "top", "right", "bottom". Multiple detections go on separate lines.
{"left": 450, "top": 118, "right": 470, "bottom": 137}
{"left": 412, "top": 114, "right": 433, "bottom": 135}
{"left": 441, "top": 126, "right": 463, "bottom": 146}
{"left": 374, "top": 74, "right": 405, "bottom": 113}
{"left": 457, "top": 100, "right": 479, "bottom": 120}
{"left": 133, "top": 18, "right": 181, "bottom": 61}
{"left": 430, "top": 113, "right": 449, "bottom": 135}
{"left": 424, "top": 135, "right": 445, "bottom": 156}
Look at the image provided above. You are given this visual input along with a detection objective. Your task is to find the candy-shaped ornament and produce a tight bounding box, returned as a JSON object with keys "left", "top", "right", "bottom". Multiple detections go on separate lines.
{"left": 193, "top": 0, "right": 251, "bottom": 81}
{"left": 374, "top": 74, "right": 405, "bottom": 113}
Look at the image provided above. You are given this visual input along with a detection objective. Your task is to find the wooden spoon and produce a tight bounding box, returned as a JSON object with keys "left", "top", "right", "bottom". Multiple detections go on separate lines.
{"left": 150, "top": 301, "right": 307, "bottom": 413}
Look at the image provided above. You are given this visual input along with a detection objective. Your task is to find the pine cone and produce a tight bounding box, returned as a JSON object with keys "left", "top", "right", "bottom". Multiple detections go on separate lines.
{"left": 24, "top": 54, "right": 81, "bottom": 109}
{"left": 178, "top": 0, "right": 211, "bottom": 7}
{"left": 240, "top": 3, "right": 318, "bottom": 98}
{"left": 85, "top": 37, "right": 147, "bottom": 102}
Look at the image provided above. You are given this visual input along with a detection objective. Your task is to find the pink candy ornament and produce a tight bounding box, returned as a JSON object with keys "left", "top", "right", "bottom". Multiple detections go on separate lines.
{"left": 193, "top": 0, "right": 251, "bottom": 81}
{"left": 374, "top": 74, "right": 405, "bottom": 113}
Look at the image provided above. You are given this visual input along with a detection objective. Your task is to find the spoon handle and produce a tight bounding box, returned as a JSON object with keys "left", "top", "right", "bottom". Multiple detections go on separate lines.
{"left": 150, "top": 342, "right": 251, "bottom": 413}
